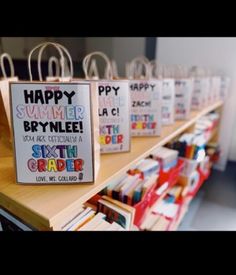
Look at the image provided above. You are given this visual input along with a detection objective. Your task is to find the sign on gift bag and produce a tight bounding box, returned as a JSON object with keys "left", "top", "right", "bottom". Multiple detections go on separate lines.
{"left": 220, "top": 76, "right": 230, "bottom": 100}
{"left": 175, "top": 78, "right": 193, "bottom": 120}
{"left": 0, "top": 53, "right": 18, "bottom": 132}
{"left": 161, "top": 78, "right": 175, "bottom": 125}
{"left": 9, "top": 42, "right": 99, "bottom": 184}
{"left": 83, "top": 52, "right": 131, "bottom": 153}
{"left": 129, "top": 79, "right": 162, "bottom": 136}
{"left": 190, "top": 67, "right": 211, "bottom": 110}
{"left": 201, "top": 77, "right": 210, "bottom": 107}
{"left": 191, "top": 77, "right": 204, "bottom": 109}
{"left": 128, "top": 57, "right": 162, "bottom": 136}
{"left": 211, "top": 76, "right": 221, "bottom": 103}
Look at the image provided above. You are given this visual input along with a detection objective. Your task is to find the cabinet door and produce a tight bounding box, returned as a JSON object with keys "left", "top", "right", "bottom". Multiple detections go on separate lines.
{"left": 0, "top": 208, "right": 34, "bottom": 231}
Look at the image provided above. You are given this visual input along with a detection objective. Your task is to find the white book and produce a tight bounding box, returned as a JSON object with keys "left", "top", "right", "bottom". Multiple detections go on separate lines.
{"left": 78, "top": 212, "right": 106, "bottom": 231}
{"left": 106, "top": 175, "right": 127, "bottom": 197}
{"left": 140, "top": 213, "right": 160, "bottom": 231}
{"left": 98, "top": 199, "right": 131, "bottom": 230}
{"left": 152, "top": 200, "right": 179, "bottom": 219}
{"left": 62, "top": 207, "right": 91, "bottom": 231}
{"left": 73, "top": 210, "right": 96, "bottom": 231}
{"left": 119, "top": 174, "right": 140, "bottom": 200}
{"left": 94, "top": 220, "right": 111, "bottom": 231}
{"left": 106, "top": 222, "right": 126, "bottom": 231}
{"left": 151, "top": 216, "right": 169, "bottom": 231}
{"left": 142, "top": 174, "right": 158, "bottom": 192}
{"left": 136, "top": 158, "right": 159, "bottom": 173}
{"left": 151, "top": 147, "right": 178, "bottom": 160}
{"left": 60, "top": 206, "right": 85, "bottom": 230}
{"left": 145, "top": 213, "right": 161, "bottom": 231}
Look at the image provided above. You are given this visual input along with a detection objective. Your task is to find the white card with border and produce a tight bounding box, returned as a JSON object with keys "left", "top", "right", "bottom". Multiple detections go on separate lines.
{"left": 129, "top": 79, "right": 162, "bottom": 136}
{"left": 98, "top": 80, "right": 130, "bottom": 153}
{"left": 10, "top": 82, "right": 95, "bottom": 184}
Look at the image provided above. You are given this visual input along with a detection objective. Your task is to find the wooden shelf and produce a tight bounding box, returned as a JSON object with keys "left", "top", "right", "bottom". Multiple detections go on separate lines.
{"left": 0, "top": 100, "right": 223, "bottom": 230}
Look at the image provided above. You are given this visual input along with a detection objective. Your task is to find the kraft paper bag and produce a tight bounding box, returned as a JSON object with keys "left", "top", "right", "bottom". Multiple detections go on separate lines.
{"left": 220, "top": 76, "right": 230, "bottom": 100}
{"left": 190, "top": 67, "right": 211, "bottom": 110}
{"left": 173, "top": 66, "right": 193, "bottom": 120}
{"left": 127, "top": 57, "right": 162, "bottom": 136}
{"left": 46, "top": 56, "right": 72, "bottom": 82}
{"left": 211, "top": 76, "right": 221, "bottom": 103}
{"left": 9, "top": 42, "right": 100, "bottom": 184}
{"left": 149, "top": 62, "right": 175, "bottom": 126}
{"left": 82, "top": 51, "right": 131, "bottom": 153}
{"left": 175, "top": 78, "right": 193, "bottom": 120}
{"left": 0, "top": 53, "right": 18, "bottom": 133}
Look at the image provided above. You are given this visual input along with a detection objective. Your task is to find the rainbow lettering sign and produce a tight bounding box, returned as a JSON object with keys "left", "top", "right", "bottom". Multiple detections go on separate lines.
{"left": 129, "top": 80, "right": 162, "bottom": 136}
{"left": 97, "top": 80, "right": 130, "bottom": 153}
{"left": 10, "top": 82, "right": 94, "bottom": 184}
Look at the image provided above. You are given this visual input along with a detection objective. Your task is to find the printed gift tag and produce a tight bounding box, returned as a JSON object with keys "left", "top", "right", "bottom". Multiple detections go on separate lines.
{"left": 10, "top": 82, "right": 95, "bottom": 184}
{"left": 202, "top": 77, "right": 210, "bottom": 107}
{"left": 220, "top": 76, "right": 230, "bottom": 100}
{"left": 175, "top": 79, "right": 193, "bottom": 120}
{"left": 211, "top": 76, "right": 221, "bottom": 103}
{"left": 162, "top": 79, "right": 175, "bottom": 125}
{"left": 129, "top": 80, "right": 162, "bottom": 136}
{"left": 98, "top": 80, "right": 130, "bottom": 153}
{"left": 191, "top": 78, "right": 204, "bottom": 110}
{"left": 82, "top": 52, "right": 131, "bottom": 153}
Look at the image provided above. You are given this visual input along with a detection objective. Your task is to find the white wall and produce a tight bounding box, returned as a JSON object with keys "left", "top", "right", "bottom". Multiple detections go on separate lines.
{"left": 85, "top": 37, "right": 145, "bottom": 77}
{"left": 112, "top": 37, "right": 145, "bottom": 76}
{"left": 1, "top": 37, "right": 86, "bottom": 61}
{"left": 157, "top": 37, "right": 236, "bottom": 169}
{"left": 1, "top": 37, "right": 48, "bottom": 59}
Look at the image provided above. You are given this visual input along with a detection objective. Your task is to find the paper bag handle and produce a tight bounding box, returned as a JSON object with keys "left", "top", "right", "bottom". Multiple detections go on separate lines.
{"left": 128, "top": 56, "right": 149, "bottom": 80}
{"left": 38, "top": 42, "right": 74, "bottom": 80}
{"left": 86, "top": 58, "right": 99, "bottom": 79}
{"left": 48, "top": 56, "right": 60, "bottom": 77}
{"left": 148, "top": 60, "right": 163, "bottom": 79}
{"left": 83, "top": 51, "right": 112, "bottom": 80}
{"left": 173, "top": 65, "right": 189, "bottom": 79}
{"left": 0, "top": 53, "right": 15, "bottom": 78}
{"left": 105, "top": 59, "right": 119, "bottom": 79}
{"left": 28, "top": 42, "right": 74, "bottom": 81}
{"left": 28, "top": 42, "right": 65, "bottom": 81}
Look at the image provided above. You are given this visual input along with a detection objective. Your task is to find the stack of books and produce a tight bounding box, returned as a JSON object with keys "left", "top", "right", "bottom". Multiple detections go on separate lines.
{"left": 61, "top": 205, "right": 126, "bottom": 231}
{"left": 150, "top": 147, "right": 178, "bottom": 171}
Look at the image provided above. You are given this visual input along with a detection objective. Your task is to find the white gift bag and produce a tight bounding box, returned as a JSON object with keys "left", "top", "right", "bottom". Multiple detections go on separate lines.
{"left": 173, "top": 66, "right": 193, "bottom": 120}
{"left": 0, "top": 53, "right": 18, "bottom": 132}
{"left": 128, "top": 57, "right": 162, "bottom": 136}
{"left": 83, "top": 51, "right": 131, "bottom": 153}
{"left": 211, "top": 76, "right": 221, "bottom": 103}
{"left": 9, "top": 42, "right": 100, "bottom": 184}
{"left": 220, "top": 76, "right": 230, "bottom": 100}
{"left": 190, "top": 67, "right": 209, "bottom": 110}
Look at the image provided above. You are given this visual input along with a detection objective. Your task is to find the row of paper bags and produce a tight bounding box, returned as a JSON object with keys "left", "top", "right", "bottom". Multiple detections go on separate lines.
{"left": 0, "top": 42, "right": 230, "bottom": 184}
